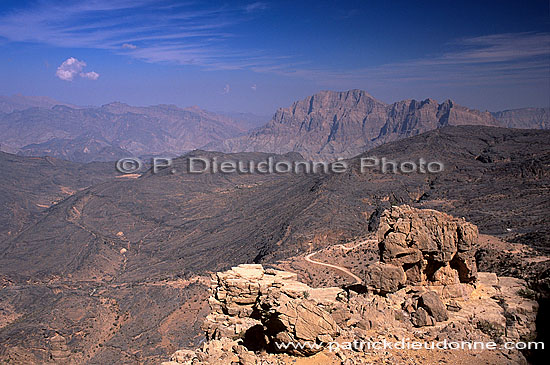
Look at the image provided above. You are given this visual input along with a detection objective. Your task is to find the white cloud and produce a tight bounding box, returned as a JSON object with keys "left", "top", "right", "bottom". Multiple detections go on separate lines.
{"left": 251, "top": 84, "right": 257, "bottom": 91}
{"left": 56, "top": 57, "right": 86, "bottom": 81}
{"left": 121, "top": 43, "right": 137, "bottom": 49}
{"left": 222, "top": 84, "right": 230, "bottom": 94}
{"left": 56, "top": 57, "right": 99, "bottom": 81}
{"left": 80, "top": 71, "right": 100, "bottom": 80}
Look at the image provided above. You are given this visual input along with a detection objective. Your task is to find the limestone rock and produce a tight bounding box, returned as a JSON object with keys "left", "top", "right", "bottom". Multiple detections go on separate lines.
{"left": 376, "top": 205, "right": 478, "bottom": 284}
{"left": 361, "top": 262, "right": 407, "bottom": 294}
{"left": 431, "top": 264, "right": 460, "bottom": 285}
{"left": 411, "top": 307, "right": 435, "bottom": 327}
{"left": 211, "top": 90, "right": 500, "bottom": 160}
{"left": 417, "top": 291, "right": 448, "bottom": 322}
{"left": 260, "top": 297, "right": 340, "bottom": 356}
{"left": 203, "top": 264, "right": 342, "bottom": 356}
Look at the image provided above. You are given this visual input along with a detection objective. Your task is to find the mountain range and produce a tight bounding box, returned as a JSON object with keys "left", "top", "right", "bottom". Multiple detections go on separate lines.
{"left": 0, "top": 94, "right": 80, "bottom": 113}
{"left": 0, "top": 90, "right": 549, "bottom": 363}
{"left": 209, "top": 90, "right": 549, "bottom": 160}
{"left": 0, "top": 99, "right": 266, "bottom": 162}
{"left": 0, "top": 91, "right": 547, "bottom": 162}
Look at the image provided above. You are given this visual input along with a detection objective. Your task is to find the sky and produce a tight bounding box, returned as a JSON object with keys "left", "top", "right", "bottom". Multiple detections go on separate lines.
{"left": 0, "top": 0, "right": 549, "bottom": 114}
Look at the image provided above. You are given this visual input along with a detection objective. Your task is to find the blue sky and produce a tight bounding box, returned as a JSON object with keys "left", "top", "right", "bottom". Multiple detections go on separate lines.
{"left": 0, "top": 0, "right": 548, "bottom": 114}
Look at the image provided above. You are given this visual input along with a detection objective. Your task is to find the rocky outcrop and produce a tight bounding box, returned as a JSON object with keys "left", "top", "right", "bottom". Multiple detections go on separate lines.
{"left": 48, "top": 333, "right": 70, "bottom": 364}
{"left": 360, "top": 205, "right": 481, "bottom": 327}
{"left": 163, "top": 209, "right": 539, "bottom": 364}
{"left": 408, "top": 290, "right": 449, "bottom": 327}
{"left": 165, "top": 266, "right": 538, "bottom": 365}
{"left": 203, "top": 264, "right": 342, "bottom": 357}
{"left": 375, "top": 205, "right": 478, "bottom": 286}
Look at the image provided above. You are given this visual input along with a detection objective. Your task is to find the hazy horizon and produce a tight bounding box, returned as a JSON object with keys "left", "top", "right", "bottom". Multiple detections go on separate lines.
{"left": 0, "top": 1, "right": 549, "bottom": 114}
{"left": 2, "top": 88, "right": 548, "bottom": 116}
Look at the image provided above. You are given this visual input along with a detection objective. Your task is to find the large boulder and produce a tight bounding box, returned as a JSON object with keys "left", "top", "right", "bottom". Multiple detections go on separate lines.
{"left": 376, "top": 205, "right": 478, "bottom": 285}
{"left": 418, "top": 291, "right": 448, "bottom": 322}
{"left": 361, "top": 262, "right": 407, "bottom": 294}
{"left": 259, "top": 296, "right": 340, "bottom": 356}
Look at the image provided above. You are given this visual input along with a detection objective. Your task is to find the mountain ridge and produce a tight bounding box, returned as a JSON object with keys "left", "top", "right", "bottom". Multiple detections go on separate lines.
{"left": 0, "top": 102, "right": 261, "bottom": 162}
{"left": 207, "top": 90, "right": 548, "bottom": 160}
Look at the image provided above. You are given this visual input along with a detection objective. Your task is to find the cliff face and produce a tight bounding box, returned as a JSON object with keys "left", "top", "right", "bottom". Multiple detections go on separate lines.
{"left": 214, "top": 90, "right": 387, "bottom": 159}
{"left": 378, "top": 99, "right": 499, "bottom": 144}
{"left": 211, "top": 90, "right": 501, "bottom": 160}
{"left": 492, "top": 107, "right": 550, "bottom": 129}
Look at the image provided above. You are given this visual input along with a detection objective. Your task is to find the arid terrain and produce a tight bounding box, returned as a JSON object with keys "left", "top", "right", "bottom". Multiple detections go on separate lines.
{"left": 1, "top": 0, "right": 549, "bottom": 362}
{"left": 209, "top": 90, "right": 549, "bottom": 160}
{"left": 0, "top": 122, "right": 548, "bottom": 363}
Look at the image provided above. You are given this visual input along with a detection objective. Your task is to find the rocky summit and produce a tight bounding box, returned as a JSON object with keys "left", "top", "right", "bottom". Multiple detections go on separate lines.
{"left": 208, "top": 90, "right": 548, "bottom": 160}
{"left": 163, "top": 207, "right": 539, "bottom": 365}
{"left": 374, "top": 205, "right": 478, "bottom": 288}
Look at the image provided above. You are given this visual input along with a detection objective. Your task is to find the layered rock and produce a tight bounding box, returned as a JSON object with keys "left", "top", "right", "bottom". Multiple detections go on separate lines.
{"left": 164, "top": 209, "right": 538, "bottom": 364}
{"left": 165, "top": 266, "right": 538, "bottom": 364}
{"left": 375, "top": 205, "right": 478, "bottom": 286}
{"left": 203, "top": 264, "right": 342, "bottom": 356}
{"left": 360, "top": 262, "right": 406, "bottom": 294}
{"left": 359, "top": 205, "right": 482, "bottom": 326}
{"left": 48, "top": 333, "right": 70, "bottom": 364}
{"left": 407, "top": 290, "right": 449, "bottom": 327}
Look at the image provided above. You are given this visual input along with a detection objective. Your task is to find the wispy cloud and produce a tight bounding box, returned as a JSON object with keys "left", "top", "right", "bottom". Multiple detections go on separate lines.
{"left": 0, "top": 0, "right": 547, "bottom": 93}
{"left": 244, "top": 2, "right": 268, "bottom": 13}
{"left": 80, "top": 71, "right": 100, "bottom": 80}
{"left": 56, "top": 57, "right": 99, "bottom": 81}
{"left": 222, "top": 84, "right": 230, "bottom": 94}
{"left": 257, "top": 32, "right": 550, "bottom": 90}
{"left": 0, "top": 0, "right": 281, "bottom": 70}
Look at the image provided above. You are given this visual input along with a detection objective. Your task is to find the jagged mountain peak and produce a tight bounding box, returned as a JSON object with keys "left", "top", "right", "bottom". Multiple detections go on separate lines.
{"left": 285, "top": 89, "right": 385, "bottom": 114}
{"left": 209, "top": 90, "right": 509, "bottom": 160}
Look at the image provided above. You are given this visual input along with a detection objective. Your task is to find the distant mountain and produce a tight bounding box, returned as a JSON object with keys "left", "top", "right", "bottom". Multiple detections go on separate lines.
{"left": 0, "top": 94, "right": 78, "bottom": 113}
{"left": 207, "top": 90, "right": 548, "bottom": 160}
{"left": 492, "top": 107, "right": 549, "bottom": 129}
{"left": 0, "top": 101, "right": 259, "bottom": 162}
{"left": 215, "top": 111, "right": 271, "bottom": 131}
{"left": 18, "top": 133, "right": 134, "bottom": 163}
{"left": 2, "top": 92, "right": 547, "bottom": 163}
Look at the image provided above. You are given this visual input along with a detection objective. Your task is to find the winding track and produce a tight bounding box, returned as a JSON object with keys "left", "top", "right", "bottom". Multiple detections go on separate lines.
{"left": 303, "top": 239, "right": 377, "bottom": 285}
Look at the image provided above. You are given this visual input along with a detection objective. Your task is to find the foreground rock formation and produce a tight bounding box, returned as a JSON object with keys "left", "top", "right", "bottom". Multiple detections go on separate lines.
{"left": 204, "top": 264, "right": 342, "bottom": 356}
{"left": 364, "top": 205, "right": 478, "bottom": 294}
{"left": 163, "top": 207, "right": 540, "bottom": 364}
{"left": 164, "top": 266, "right": 538, "bottom": 364}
